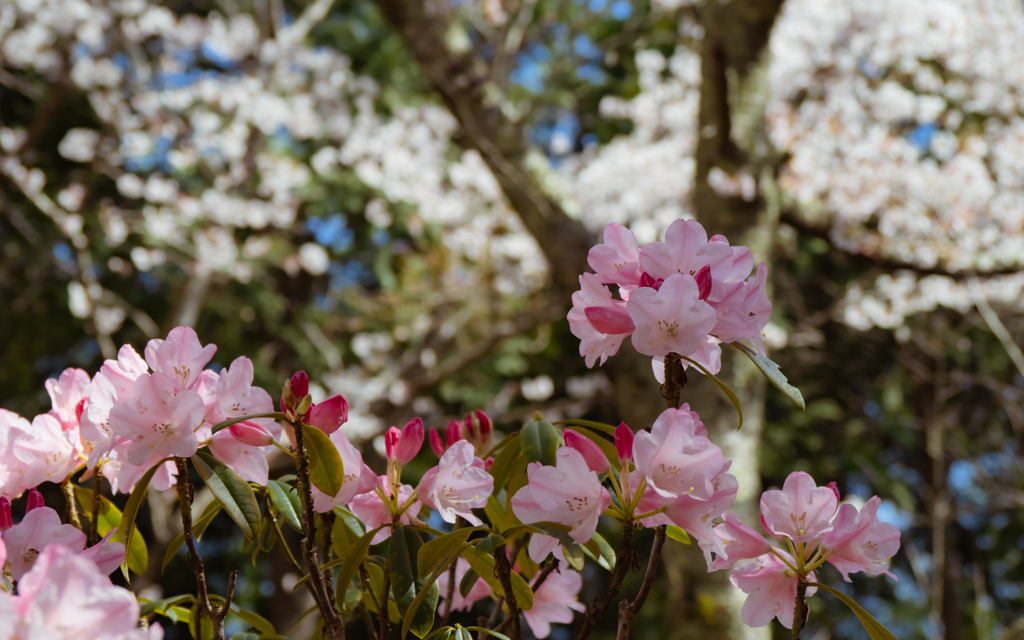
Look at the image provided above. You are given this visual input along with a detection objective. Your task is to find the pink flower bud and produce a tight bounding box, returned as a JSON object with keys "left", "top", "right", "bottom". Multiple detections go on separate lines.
{"left": 584, "top": 306, "right": 635, "bottom": 335}
{"left": 464, "top": 409, "right": 494, "bottom": 452}
{"left": 614, "top": 422, "right": 633, "bottom": 464}
{"left": 639, "top": 272, "right": 664, "bottom": 291}
{"left": 228, "top": 421, "right": 274, "bottom": 447}
{"left": 445, "top": 419, "right": 463, "bottom": 447}
{"left": 429, "top": 428, "right": 447, "bottom": 458}
{"left": 0, "top": 497, "right": 12, "bottom": 532}
{"left": 26, "top": 488, "right": 45, "bottom": 512}
{"left": 385, "top": 427, "right": 401, "bottom": 460}
{"left": 563, "top": 429, "right": 610, "bottom": 474}
{"left": 474, "top": 409, "right": 492, "bottom": 443}
{"left": 484, "top": 457, "right": 494, "bottom": 472}
{"left": 290, "top": 371, "right": 310, "bottom": 400}
{"left": 695, "top": 264, "right": 712, "bottom": 301}
{"left": 394, "top": 418, "right": 424, "bottom": 464}
{"left": 308, "top": 394, "right": 349, "bottom": 435}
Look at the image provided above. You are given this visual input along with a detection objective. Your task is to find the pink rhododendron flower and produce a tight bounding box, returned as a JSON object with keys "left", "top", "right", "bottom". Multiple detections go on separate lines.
{"left": 208, "top": 430, "right": 273, "bottom": 485}
{"left": 349, "top": 476, "right": 422, "bottom": 545}
{"left": 0, "top": 497, "right": 12, "bottom": 531}
{"left": 639, "top": 220, "right": 752, "bottom": 300}
{"left": 144, "top": 326, "right": 217, "bottom": 391}
{"left": 511, "top": 447, "right": 612, "bottom": 545}
{"left": 11, "top": 413, "right": 79, "bottom": 492}
{"left": 627, "top": 273, "right": 717, "bottom": 358}
{"left": 311, "top": 431, "right": 377, "bottom": 512}
{"left": 632, "top": 407, "right": 723, "bottom": 500}
{"left": 108, "top": 372, "right": 206, "bottom": 465}
{"left": 78, "top": 529, "right": 127, "bottom": 576}
{"left": 436, "top": 557, "right": 491, "bottom": 612}
{"left": 1, "top": 506, "right": 87, "bottom": 579}
{"left": 13, "top": 545, "right": 142, "bottom": 640}
{"left": 652, "top": 337, "right": 723, "bottom": 383}
{"left": 730, "top": 552, "right": 816, "bottom": 629}
{"left": 417, "top": 441, "right": 493, "bottom": 525}
{"left": 45, "top": 368, "right": 91, "bottom": 432}
{"left": 522, "top": 561, "right": 586, "bottom": 639}
{"left": 562, "top": 429, "right": 609, "bottom": 474}
{"left": 708, "top": 512, "right": 772, "bottom": 572}
{"left": 588, "top": 223, "right": 642, "bottom": 288}
{"left": 759, "top": 471, "right": 839, "bottom": 544}
{"left": 820, "top": 496, "right": 901, "bottom": 581}
{"left": 710, "top": 262, "right": 772, "bottom": 353}
{"left": 637, "top": 465, "right": 737, "bottom": 564}
{"left": 204, "top": 357, "right": 277, "bottom": 436}
{"left": 99, "top": 345, "right": 149, "bottom": 400}
{"left": 568, "top": 273, "right": 632, "bottom": 368}
{"left": 308, "top": 394, "right": 349, "bottom": 435}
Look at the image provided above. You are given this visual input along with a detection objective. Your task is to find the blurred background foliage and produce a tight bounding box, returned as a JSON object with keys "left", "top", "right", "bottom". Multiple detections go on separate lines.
{"left": 2, "top": 0, "right": 1024, "bottom": 638}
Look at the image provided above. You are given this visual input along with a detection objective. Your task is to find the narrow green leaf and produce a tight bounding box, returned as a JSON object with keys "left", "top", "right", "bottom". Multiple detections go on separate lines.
{"left": 666, "top": 526, "right": 691, "bottom": 545}
{"left": 465, "top": 627, "right": 512, "bottom": 640}
{"left": 461, "top": 546, "right": 534, "bottom": 611}
{"left": 361, "top": 561, "right": 387, "bottom": 613}
{"left": 208, "top": 412, "right": 287, "bottom": 435}
{"left": 417, "top": 527, "right": 484, "bottom": 577}
{"left": 230, "top": 633, "right": 260, "bottom": 640}
{"left": 423, "top": 628, "right": 454, "bottom": 640}
{"left": 475, "top": 533, "right": 506, "bottom": 555}
{"left": 140, "top": 594, "right": 196, "bottom": 616}
{"left": 582, "top": 532, "right": 616, "bottom": 571}
{"left": 117, "top": 458, "right": 167, "bottom": 579}
{"left": 551, "top": 419, "right": 618, "bottom": 435}
{"left": 228, "top": 604, "right": 277, "bottom": 635}
{"left": 257, "top": 514, "right": 276, "bottom": 552}
{"left": 459, "top": 568, "right": 480, "bottom": 599}
{"left": 503, "top": 456, "right": 529, "bottom": 522}
{"left": 483, "top": 495, "right": 508, "bottom": 532}
{"left": 488, "top": 433, "right": 521, "bottom": 493}
{"left": 192, "top": 451, "right": 262, "bottom": 540}
{"left": 189, "top": 603, "right": 214, "bottom": 640}
{"left": 731, "top": 342, "right": 806, "bottom": 410}
{"left": 520, "top": 420, "right": 559, "bottom": 467}
{"left": 75, "top": 486, "right": 148, "bottom": 575}
{"left": 163, "top": 500, "right": 222, "bottom": 571}
{"left": 303, "top": 425, "right": 345, "bottom": 496}
{"left": 267, "top": 479, "right": 303, "bottom": 532}
{"left": 391, "top": 526, "right": 440, "bottom": 639}
{"left": 334, "top": 525, "right": 384, "bottom": 609}
{"left": 402, "top": 542, "right": 473, "bottom": 640}
{"left": 810, "top": 583, "right": 899, "bottom": 640}
{"left": 681, "top": 355, "right": 743, "bottom": 429}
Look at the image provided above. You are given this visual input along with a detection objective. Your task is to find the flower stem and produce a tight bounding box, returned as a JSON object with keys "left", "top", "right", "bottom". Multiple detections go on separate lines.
{"left": 61, "top": 477, "right": 82, "bottom": 530}
{"left": 791, "top": 577, "right": 809, "bottom": 639}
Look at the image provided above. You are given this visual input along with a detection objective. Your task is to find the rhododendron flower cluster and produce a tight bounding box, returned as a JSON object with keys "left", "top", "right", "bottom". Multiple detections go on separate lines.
{"left": 569, "top": 220, "right": 771, "bottom": 373}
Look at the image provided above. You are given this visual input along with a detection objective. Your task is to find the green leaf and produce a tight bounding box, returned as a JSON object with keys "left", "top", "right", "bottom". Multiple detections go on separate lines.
{"left": 423, "top": 629, "right": 454, "bottom": 640}
{"left": 229, "top": 604, "right": 277, "bottom": 636}
{"left": 666, "top": 526, "right": 691, "bottom": 545}
{"left": 140, "top": 594, "right": 196, "bottom": 616}
{"left": 453, "top": 628, "right": 472, "bottom": 640}
{"left": 520, "top": 420, "right": 559, "bottom": 467}
{"left": 163, "top": 500, "right": 222, "bottom": 571}
{"left": 731, "top": 342, "right": 806, "bottom": 410}
{"left": 551, "top": 419, "right": 618, "bottom": 435}
{"left": 562, "top": 542, "right": 585, "bottom": 571}
{"left": 117, "top": 458, "right": 167, "bottom": 579}
{"left": 417, "top": 527, "right": 484, "bottom": 577}
{"left": 231, "top": 634, "right": 260, "bottom": 640}
{"left": 465, "top": 628, "right": 512, "bottom": 640}
{"left": 75, "top": 486, "right": 148, "bottom": 575}
{"left": 189, "top": 603, "right": 214, "bottom": 640}
{"left": 390, "top": 525, "right": 440, "bottom": 639}
{"left": 402, "top": 542, "right": 473, "bottom": 640}
{"left": 810, "top": 583, "right": 899, "bottom": 640}
{"left": 303, "top": 424, "right": 345, "bottom": 496}
{"left": 461, "top": 546, "right": 534, "bottom": 611}
{"left": 192, "top": 451, "right": 262, "bottom": 540}
{"left": 582, "top": 532, "right": 616, "bottom": 571}
{"left": 361, "top": 561, "right": 387, "bottom": 613}
{"left": 207, "top": 412, "right": 287, "bottom": 435}
{"left": 334, "top": 525, "right": 384, "bottom": 610}
{"left": 503, "top": 455, "right": 529, "bottom": 521}
{"left": 475, "top": 533, "right": 506, "bottom": 555}
{"left": 257, "top": 514, "right": 276, "bottom": 552}
{"left": 459, "top": 568, "right": 480, "bottom": 599}
{"left": 267, "top": 480, "right": 303, "bottom": 532}
{"left": 483, "top": 495, "right": 509, "bottom": 532}
{"left": 681, "top": 355, "right": 743, "bottom": 429}
{"left": 488, "top": 433, "right": 521, "bottom": 493}
{"left": 331, "top": 508, "right": 366, "bottom": 560}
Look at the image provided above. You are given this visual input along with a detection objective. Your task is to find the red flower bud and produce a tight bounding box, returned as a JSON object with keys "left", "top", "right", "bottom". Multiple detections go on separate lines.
{"left": 229, "top": 421, "right": 274, "bottom": 447}
{"left": 614, "top": 421, "right": 633, "bottom": 464}
{"left": 563, "top": 429, "right": 610, "bottom": 474}
{"left": 308, "top": 394, "right": 349, "bottom": 435}
{"left": 429, "top": 427, "right": 446, "bottom": 458}
{"left": 0, "top": 497, "right": 12, "bottom": 532}
{"left": 290, "top": 371, "right": 310, "bottom": 400}
{"left": 695, "top": 264, "right": 712, "bottom": 301}
{"left": 484, "top": 457, "right": 494, "bottom": 472}
{"left": 394, "top": 418, "right": 424, "bottom": 464}
{"left": 385, "top": 427, "right": 401, "bottom": 460}
{"left": 445, "top": 420, "right": 463, "bottom": 447}
{"left": 26, "top": 488, "right": 45, "bottom": 513}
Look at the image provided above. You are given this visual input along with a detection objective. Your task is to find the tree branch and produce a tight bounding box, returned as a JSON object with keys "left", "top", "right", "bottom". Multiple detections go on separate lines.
{"left": 615, "top": 525, "right": 666, "bottom": 640}
{"left": 790, "top": 578, "right": 809, "bottom": 639}
{"left": 61, "top": 477, "right": 82, "bottom": 530}
{"left": 493, "top": 544, "right": 521, "bottom": 640}
{"left": 577, "top": 520, "right": 634, "bottom": 640}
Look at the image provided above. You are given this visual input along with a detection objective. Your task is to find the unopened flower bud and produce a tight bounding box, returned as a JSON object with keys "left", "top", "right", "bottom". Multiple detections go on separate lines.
{"left": 308, "top": 394, "right": 349, "bottom": 435}
{"left": 484, "top": 457, "right": 494, "bottom": 472}
{"left": 394, "top": 418, "right": 424, "bottom": 464}
{"left": 695, "top": 264, "right": 712, "bottom": 301}
{"left": 385, "top": 427, "right": 401, "bottom": 460}
{"left": 281, "top": 382, "right": 297, "bottom": 412}
{"left": 563, "top": 429, "right": 610, "bottom": 474}
{"left": 290, "top": 371, "right": 310, "bottom": 400}
{"left": 429, "top": 427, "right": 446, "bottom": 458}
{"left": 296, "top": 394, "right": 313, "bottom": 416}
{"left": 26, "top": 488, "right": 45, "bottom": 512}
{"left": 445, "top": 420, "right": 462, "bottom": 447}
{"left": 614, "top": 422, "right": 633, "bottom": 464}
{"left": 229, "top": 421, "right": 274, "bottom": 447}
{"left": 0, "top": 497, "right": 12, "bottom": 531}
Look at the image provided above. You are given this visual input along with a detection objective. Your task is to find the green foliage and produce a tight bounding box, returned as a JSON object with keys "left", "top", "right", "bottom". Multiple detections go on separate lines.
{"left": 303, "top": 425, "right": 346, "bottom": 497}
{"left": 193, "top": 451, "right": 263, "bottom": 541}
